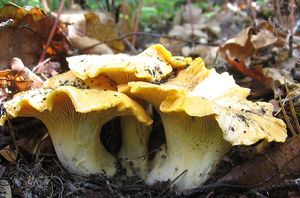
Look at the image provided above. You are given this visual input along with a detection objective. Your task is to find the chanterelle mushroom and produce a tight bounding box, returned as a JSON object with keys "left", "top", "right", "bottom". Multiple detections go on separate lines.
{"left": 44, "top": 71, "right": 152, "bottom": 178}
{"left": 123, "top": 58, "right": 287, "bottom": 190}
{"left": 0, "top": 86, "right": 152, "bottom": 176}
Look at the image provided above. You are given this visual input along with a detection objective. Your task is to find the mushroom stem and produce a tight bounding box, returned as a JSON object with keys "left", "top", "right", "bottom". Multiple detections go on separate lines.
{"left": 119, "top": 116, "right": 151, "bottom": 178}
{"left": 45, "top": 118, "right": 116, "bottom": 176}
{"left": 146, "top": 113, "right": 231, "bottom": 190}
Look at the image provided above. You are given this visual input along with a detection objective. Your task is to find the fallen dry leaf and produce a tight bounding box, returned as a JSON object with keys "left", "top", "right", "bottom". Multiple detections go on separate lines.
{"left": 225, "top": 52, "right": 273, "bottom": 85}
{"left": 85, "top": 12, "right": 125, "bottom": 52}
{"left": 219, "top": 27, "right": 253, "bottom": 64}
{"left": 0, "top": 4, "right": 68, "bottom": 69}
{"left": 0, "top": 58, "right": 43, "bottom": 102}
{"left": 219, "top": 22, "right": 281, "bottom": 65}
{"left": 10, "top": 58, "right": 43, "bottom": 89}
{"left": 0, "top": 145, "right": 16, "bottom": 163}
{"left": 218, "top": 135, "right": 300, "bottom": 188}
{"left": 61, "top": 11, "right": 115, "bottom": 54}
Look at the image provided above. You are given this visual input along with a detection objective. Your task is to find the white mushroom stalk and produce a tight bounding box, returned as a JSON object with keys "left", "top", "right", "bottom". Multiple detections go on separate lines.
{"left": 149, "top": 114, "right": 231, "bottom": 189}
{"left": 0, "top": 86, "right": 152, "bottom": 176}
{"left": 119, "top": 116, "right": 152, "bottom": 178}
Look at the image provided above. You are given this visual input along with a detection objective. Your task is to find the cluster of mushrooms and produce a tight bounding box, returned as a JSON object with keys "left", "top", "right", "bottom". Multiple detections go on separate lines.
{"left": 0, "top": 44, "right": 287, "bottom": 190}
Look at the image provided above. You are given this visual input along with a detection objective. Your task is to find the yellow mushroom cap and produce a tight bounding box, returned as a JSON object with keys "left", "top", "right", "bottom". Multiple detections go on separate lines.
{"left": 43, "top": 70, "right": 117, "bottom": 91}
{"left": 67, "top": 44, "right": 190, "bottom": 84}
{"left": 3, "top": 86, "right": 151, "bottom": 125}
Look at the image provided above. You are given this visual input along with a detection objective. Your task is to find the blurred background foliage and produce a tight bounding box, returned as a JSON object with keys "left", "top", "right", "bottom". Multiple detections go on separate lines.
{"left": 0, "top": 0, "right": 223, "bottom": 27}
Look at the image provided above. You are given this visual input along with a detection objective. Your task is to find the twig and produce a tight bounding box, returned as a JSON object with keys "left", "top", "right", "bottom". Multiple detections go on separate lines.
{"left": 19, "top": 24, "right": 46, "bottom": 41}
{"left": 274, "top": 0, "right": 284, "bottom": 28}
{"left": 156, "top": 170, "right": 188, "bottom": 198}
{"left": 121, "top": 0, "right": 127, "bottom": 34}
{"left": 255, "top": 178, "right": 300, "bottom": 192}
{"left": 178, "top": 183, "right": 248, "bottom": 197}
{"left": 247, "top": 0, "right": 257, "bottom": 24}
{"left": 279, "top": 94, "right": 297, "bottom": 136}
{"left": 3, "top": 107, "right": 19, "bottom": 155}
{"left": 187, "top": 0, "right": 195, "bottom": 37}
{"left": 289, "top": 0, "right": 295, "bottom": 57}
{"left": 79, "top": 31, "right": 220, "bottom": 53}
{"left": 38, "top": 0, "right": 65, "bottom": 63}
{"left": 284, "top": 80, "right": 300, "bottom": 134}
{"left": 118, "top": 31, "right": 137, "bottom": 52}
{"left": 131, "top": 0, "right": 143, "bottom": 47}
{"left": 248, "top": 189, "right": 268, "bottom": 198}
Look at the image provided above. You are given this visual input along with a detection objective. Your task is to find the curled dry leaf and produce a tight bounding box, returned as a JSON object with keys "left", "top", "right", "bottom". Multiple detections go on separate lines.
{"left": 0, "top": 4, "right": 68, "bottom": 69}
{"left": 0, "top": 58, "right": 43, "bottom": 102}
{"left": 61, "top": 11, "right": 124, "bottom": 54}
{"left": 225, "top": 53, "right": 273, "bottom": 85}
{"left": 61, "top": 12, "right": 114, "bottom": 55}
{"left": 0, "top": 145, "right": 16, "bottom": 163}
{"left": 84, "top": 12, "right": 125, "bottom": 52}
{"left": 219, "top": 22, "right": 280, "bottom": 65}
{"left": 10, "top": 58, "right": 43, "bottom": 89}
{"left": 219, "top": 27, "right": 254, "bottom": 64}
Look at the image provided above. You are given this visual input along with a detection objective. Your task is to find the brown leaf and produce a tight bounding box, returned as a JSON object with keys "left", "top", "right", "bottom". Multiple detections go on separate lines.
{"left": 0, "top": 4, "right": 68, "bottom": 69}
{"left": 84, "top": 12, "right": 125, "bottom": 52}
{"left": 10, "top": 58, "right": 43, "bottom": 89}
{"left": 218, "top": 135, "right": 300, "bottom": 188}
{"left": 0, "top": 145, "right": 16, "bottom": 163}
{"left": 225, "top": 52, "right": 273, "bottom": 85}
{"left": 0, "top": 58, "right": 44, "bottom": 102}
{"left": 251, "top": 29, "right": 278, "bottom": 50}
{"left": 61, "top": 12, "right": 114, "bottom": 54}
{"left": 219, "top": 22, "right": 280, "bottom": 64}
{"left": 219, "top": 27, "right": 254, "bottom": 63}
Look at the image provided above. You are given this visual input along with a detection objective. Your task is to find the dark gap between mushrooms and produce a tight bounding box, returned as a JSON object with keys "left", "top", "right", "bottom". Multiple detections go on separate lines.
{"left": 148, "top": 107, "right": 166, "bottom": 161}
{"left": 100, "top": 117, "right": 122, "bottom": 156}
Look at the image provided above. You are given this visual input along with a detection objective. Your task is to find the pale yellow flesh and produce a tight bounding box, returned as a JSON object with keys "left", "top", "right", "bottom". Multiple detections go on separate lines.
{"left": 119, "top": 116, "right": 152, "bottom": 178}
{"left": 146, "top": 113, "right": 231, "bottom": 190}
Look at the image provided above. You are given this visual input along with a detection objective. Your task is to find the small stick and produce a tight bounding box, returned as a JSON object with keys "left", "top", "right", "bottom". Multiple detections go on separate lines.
{"left": 38, "top": 0, "right": 65, "bottom": 63}
{"left": 131, "top": 0, "right": 143, "bottom": 47}
{"left": 284, "top": 80, "right": 300, "bottom": 134}
{"left": 289, "top": 0, "right": 295, "bottom": 57}
{"left": 121, "top": 0, "right": 127, "bottom": 34}
{"left": 279, "top": 94, "right": 297, "bottom": 136}
{"left": 247, "top": 0, "right": 257, "bottom": 24}
{"left": 6, "top": 118, "right": 19, "bottom": 155}
{"left": 156, "top": 170, "right": 188, "bottom": 198}
{"left": 274, "top": 0, "right": 284, "bottom": 28}
{"left": 187, "top": 0, "right": 195, "bottom": 37}
{"left": 79, "top": 31, "right": 220, "bottom": 53}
